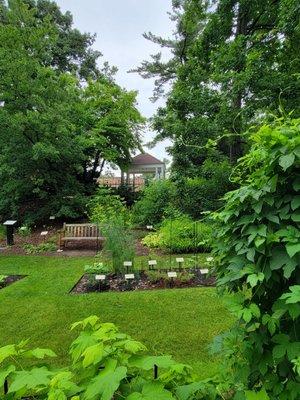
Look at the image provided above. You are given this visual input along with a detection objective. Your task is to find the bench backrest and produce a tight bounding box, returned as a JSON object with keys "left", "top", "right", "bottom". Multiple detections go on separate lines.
{"left": 63, "top": 223, "right": 100, "bottom": 238}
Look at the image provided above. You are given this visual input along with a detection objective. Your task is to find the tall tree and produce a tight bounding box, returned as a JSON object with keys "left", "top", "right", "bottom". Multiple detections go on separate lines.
{"left": 0, "top": 0, "right": 143, "bottom": 223}
{"left": 134, "top": 0, "right": 300, "bottom": 175}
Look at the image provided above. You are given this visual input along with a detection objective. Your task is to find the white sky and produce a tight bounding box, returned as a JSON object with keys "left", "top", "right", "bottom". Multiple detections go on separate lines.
{"left": 55, "top": 0, "right": 174, "bottom": 164}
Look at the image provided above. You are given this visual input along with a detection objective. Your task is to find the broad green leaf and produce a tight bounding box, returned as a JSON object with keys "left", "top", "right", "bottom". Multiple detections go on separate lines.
{"left": 280, "top": 286, "right": 300, "bottom": 304}
{"left": 291, "top": 212, "right": 300, "bottom": 222}
{"left": 124, "top": 340, "right": 147, "bottom": 354}
{"left": 8, "top": 367, "right": 53, "bottom": 393}
{"left": 269, "top": 248, "right": 290, "bottom": 270}
{"left": 129, "top": 355, "right": 175, "bottom": 370}
{"left": 286, "top": 243, "right": 300, "bottom": 258}
{"left": 176, "top": 381, "right": 210, "bottom": 400}
{"left": 291, "top": 196, "right": 300, "bottom": 210}
{"left": 0, "top": 365, "right": 15, "bottom": 387}
{"left": 84, "top": 365, "right": 127, "bottom": 400}
{"left": 245, "top": 389, "right": 269, "bottom": 399}
{"left": 279, "top": 154, "right": 295, "bottom": 171}
{"left": 82, "top": 343, "right": 104, "bottom": 367}
{"left": 0, "top": 344, "right": 17, "bottom": 364}
{"left": 24, "top": 348, "right": 57, "bottom": 359}
{"left": 127, "top": 382, "right": 174, "bottom": 400}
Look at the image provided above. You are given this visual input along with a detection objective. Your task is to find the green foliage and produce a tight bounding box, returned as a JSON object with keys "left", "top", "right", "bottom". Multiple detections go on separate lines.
{"left": 102, "top": 220, "right": 135, "bottom": 274}
{"left": 134, "top": 0, "right": 300, "bottom": 209}
{"left": 0, "top": 275, "right": 7, "bottom": 285}
{"left": 143, "top": 216, "right": 213, "bottom": 254}
{"left": 0, "top": 0, "right": 143, "bottom": 224}
{"left": 132, "top": 180, "right": 177, "bottom": 226}
{"left": 0, "top": 226, "right": 5, "bottom": 241}
{"left": 175, "top": 160, "right": 234, "bottom": 218}
{"left": 84, "top": 262, "right": 111, "bottom": 275}
{"left": 89, "top": 186, "right": 129, "bottom": 226}
{"left": 17, "top": 225, "right": 31, "bottom": 237}
{"left": 212, "top": 119, "right": 300, "bottom": 398}
{"left": 22, "top": 242, "right": 57, "bottom": 254}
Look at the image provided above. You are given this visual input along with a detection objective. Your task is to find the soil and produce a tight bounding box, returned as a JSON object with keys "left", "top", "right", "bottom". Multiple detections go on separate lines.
{"left": 71, "top": 268, "right": 215, "bottom": 294}
{"left": 0, "top": 275, "right": 26, "bottom": 289}
{"left": 0, "top": 226, "right": 154, "bottom": 257}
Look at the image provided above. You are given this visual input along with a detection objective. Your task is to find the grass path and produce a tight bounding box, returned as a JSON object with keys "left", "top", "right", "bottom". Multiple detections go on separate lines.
{"left": 0, "top": 255, "right": 233, "bottom": 378}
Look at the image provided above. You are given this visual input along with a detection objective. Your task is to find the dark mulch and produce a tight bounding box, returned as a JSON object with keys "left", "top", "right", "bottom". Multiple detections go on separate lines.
{"left": 71, "top": 268, "right": 215, "bottom": 294}
{"left": 0, "top": 275, "right": 26, "bottom": 289}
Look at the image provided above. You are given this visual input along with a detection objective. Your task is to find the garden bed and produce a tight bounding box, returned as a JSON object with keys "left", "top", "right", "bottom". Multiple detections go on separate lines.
{"left": 71, "top": 268, "right": 215, "bottom": 293}
{"left": 0, "top": 275, "right": 26, "bottom": 289}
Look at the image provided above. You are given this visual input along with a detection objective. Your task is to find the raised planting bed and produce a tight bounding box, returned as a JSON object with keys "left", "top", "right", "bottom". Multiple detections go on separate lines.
{"left": 71, "top": 268, "right": 215, "bottom": 294}
{"left": 0, "top": 275, "right": 26, "bottom": 290}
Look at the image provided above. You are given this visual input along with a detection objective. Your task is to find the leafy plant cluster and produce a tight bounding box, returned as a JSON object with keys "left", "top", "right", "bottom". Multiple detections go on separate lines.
{"left": 0, "top": 315, "right": 221, "bottom": 400}
{"left": 211, "top": 119, "right": 300, "bottom": 399}
{"left": 84, "top": 262, "right": 111, "bottom": 275}
{"left": 90, "top": 187, "right": 135, "bottom": 274}
{"left": 142, "top": 216, "right": 212, "bottom": 253}
{"left": 22, "top": 242, "right": 57, "bottom": 254}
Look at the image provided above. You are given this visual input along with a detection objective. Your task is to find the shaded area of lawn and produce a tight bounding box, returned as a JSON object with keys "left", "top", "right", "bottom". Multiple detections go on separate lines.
{"left": 0, "top": 255, "right": 233, "bottom": 378}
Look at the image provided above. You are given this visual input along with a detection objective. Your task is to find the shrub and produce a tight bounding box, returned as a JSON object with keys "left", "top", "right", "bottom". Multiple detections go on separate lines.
{"left": 89, "top": 186, "right": 129, "bottom": 226}
{"left": 212, "top": 119, "right": 300, "bottom": 398}
{"left": 142, "top": 215, "right": 213, "bottom": 253}
{"left": 132, "top": 180, "right": 177, "bottom": 226}
{"left": 175, "top": 159, "right": 234, "bottom": 219}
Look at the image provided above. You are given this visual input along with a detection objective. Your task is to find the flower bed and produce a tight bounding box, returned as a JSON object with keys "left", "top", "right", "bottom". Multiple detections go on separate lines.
{"left": 71, "top": 268, "right": 215, "bottom": 293}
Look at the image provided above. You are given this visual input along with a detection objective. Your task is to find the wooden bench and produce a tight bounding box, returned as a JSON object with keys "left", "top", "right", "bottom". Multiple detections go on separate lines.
{"left": 59, "top": 223, "right": 103, "bottom": 249}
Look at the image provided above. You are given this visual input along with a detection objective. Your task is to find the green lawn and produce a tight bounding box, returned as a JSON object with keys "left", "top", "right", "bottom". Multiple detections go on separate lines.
{"left": 0, "top": 255, "right": 233, "bottom": 378}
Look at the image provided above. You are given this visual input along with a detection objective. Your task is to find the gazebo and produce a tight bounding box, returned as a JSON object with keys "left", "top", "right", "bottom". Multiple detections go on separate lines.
{"left": 121, "top": 152, "right": 166, "bottom": 188}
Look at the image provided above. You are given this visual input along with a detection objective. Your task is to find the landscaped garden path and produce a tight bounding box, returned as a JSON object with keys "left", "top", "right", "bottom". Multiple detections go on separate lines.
{"left": 0, "top": 255, "right": 233, "bottom": 378}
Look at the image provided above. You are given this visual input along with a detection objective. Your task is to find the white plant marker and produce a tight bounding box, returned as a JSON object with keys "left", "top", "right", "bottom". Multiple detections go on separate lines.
{"left": 40, "top": 231, "right": 48, "bottom": 236}
{"left": 167, "top": 271, "right": 177, "bottom": 278}
{"left": 200, "top": 269, "right": 209, "bottom": 274}
{"left": 95, "top": 275, "right": 106, "bottom": 281}
{"left": 123, "top": 261, "right": 133, "bottom": 267}
{"left": 49, "top": 216, "right": 55, "bottom": 220}
{"left": 206, "top": 257, "right": 214, "bottom": 262}
{"left": 57, "top": 249, "right": 63, "bottom": 253}
{"left": 148, "top": 260, "right": 157, "bottom": 266}
{"left": 146, "top": 225, "right": 153, "bottom": 230}
{"left": 176, "top": 257, "right": 184, "bottom": 263}
{"left": 125, "top": 273, "right": 135, "bottom": 280}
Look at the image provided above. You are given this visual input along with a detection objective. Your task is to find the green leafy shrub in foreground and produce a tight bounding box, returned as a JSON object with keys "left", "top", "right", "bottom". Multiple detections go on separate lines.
{"left": 0, "top": 315, "right": 220, "bottom": 400}
{"left": 212, "top": 119, "right": 300, "bottom": 399}
{"left": 142, "top": 216, "right": 212, "bottom": 253}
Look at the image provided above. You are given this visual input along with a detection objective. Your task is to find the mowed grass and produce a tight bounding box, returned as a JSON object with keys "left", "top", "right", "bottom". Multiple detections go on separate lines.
{"left": 0, "top": 255, "right": 233, "bottom": 378}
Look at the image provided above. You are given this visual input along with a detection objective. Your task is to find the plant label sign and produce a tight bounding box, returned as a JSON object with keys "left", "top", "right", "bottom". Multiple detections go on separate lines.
{"left": 40, "top": 231, "right": 48, "bottom": 236}
{"left": 146, "top": 225, "right": 153, "bottom": 230}
{"left": 206, "top": 257, "right": 214, "bottom": 262}
{"left": 95, "top": 275, "right": 106, "bottom": 281}
{"left": 148, "top": 260, "right": 157, "bottom": 266}
{"left": 125, "top": 274, "right": 135, "bottom": 280}
{"left": 123, "top": 261, "right": 132, "bottom": 267}
{"left": 168, "top": 272, "right": 177, "bottom": 278}
{"left": 200, "top": 269, "right": 209, "bottom": 274}
{"left": 176, "top": 257, "right": 184, "bottom": 263}
{"left": 49, "top": 216, "right": 55, "bottom": 220}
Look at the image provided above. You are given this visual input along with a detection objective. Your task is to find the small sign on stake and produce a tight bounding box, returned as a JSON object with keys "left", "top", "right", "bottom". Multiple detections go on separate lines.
{"left": 176, "top": 257, "right": 184, "bottom": 263}
{"left": 167, "top": 271, "right": 177, "bottom": 278}
{"left": 40, "top": 231, "right": 48, "bottom": 236}
{"left": 148, "top": 260, "right": 157, "bottom": 267}
{"left": 146, "top": 225, "right": 153, "bottom": 230}
{"left": 206, "top": 257, "right": 214, "bottom": 262}
{"left": 95, "top": 275, "right": 106, "bottom": 281}
{"left": 200, "top": 269, "right": 209, "bottom": 275}
{"left": 124, "top": 261, "right": 132, "bottom": 267}
{"left": 125, "top": 273, "right": 135, "bottom": 280}
{"left": 49, "top": 216, "right": 55, "bottom": 220}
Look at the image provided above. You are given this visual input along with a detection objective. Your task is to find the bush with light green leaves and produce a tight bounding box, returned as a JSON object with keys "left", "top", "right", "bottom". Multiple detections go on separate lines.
{"left": 212, "top": 119, "right": 300, "bottom": 399}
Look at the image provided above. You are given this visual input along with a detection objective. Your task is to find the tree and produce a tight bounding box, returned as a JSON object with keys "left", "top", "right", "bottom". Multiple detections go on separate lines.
{"left": 0, "top": 0, "right": 144, "bottom": 223}
{"left": 134, "top": 0, "right": 300, "bottom": 177}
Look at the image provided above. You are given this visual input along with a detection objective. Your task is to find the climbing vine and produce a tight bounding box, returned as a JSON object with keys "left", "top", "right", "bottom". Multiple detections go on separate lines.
{"left": 212, "top": 119, "right": 300, "bottom": 399}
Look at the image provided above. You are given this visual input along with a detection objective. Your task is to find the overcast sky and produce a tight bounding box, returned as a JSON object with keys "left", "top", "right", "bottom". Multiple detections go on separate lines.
{"left": 55, "top": 0, "right": 174, "bottom": 164}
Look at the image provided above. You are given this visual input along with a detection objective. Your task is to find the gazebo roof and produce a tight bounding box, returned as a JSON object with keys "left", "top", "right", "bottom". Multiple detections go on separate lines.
{"left": 131, "top": 153, "right": 164, "bottom": 166}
